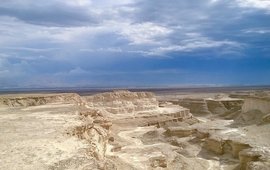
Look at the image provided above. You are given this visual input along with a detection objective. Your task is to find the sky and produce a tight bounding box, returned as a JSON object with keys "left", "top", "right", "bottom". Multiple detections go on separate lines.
{"left": 0, "top": 0, "right": 270, "bottom": 88}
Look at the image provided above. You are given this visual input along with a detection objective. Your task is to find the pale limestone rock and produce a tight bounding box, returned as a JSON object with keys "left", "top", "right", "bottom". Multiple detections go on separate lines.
{"left": 0, "top": 93, "right": 84, "bottom": 107}
{"left": 242, "top": 98, "right": 270, "bottom": 114}
{"left": 85, "top": 90, "right": 159, "bottom": 114}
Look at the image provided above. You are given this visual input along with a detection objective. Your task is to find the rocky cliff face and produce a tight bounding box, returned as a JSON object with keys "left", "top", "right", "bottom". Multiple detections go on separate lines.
{"left": 227, "top": 94, "right": 270, "bottom": 125}
{"left": 71, "top": 109, "right": 112, "bottom": 162}
{"left": 174, "top": 98, "right": 212, "bottom": 115}
{"left": 86, "top": 91, "right": 194, "bottom": 128}
{"left": 85, "top": 90, "right": 159, "bottom": 114}
{"left": 242, "top": 98, "right": 270, "bottom": 114}
{"left": 162, "top": 93, "right": 270, "bottom": 170}
{"left": 175, "top": 97, "right": 244, "bottom": 116}
{"left": 165, "top": 119, "right": 270, "bottom": 170}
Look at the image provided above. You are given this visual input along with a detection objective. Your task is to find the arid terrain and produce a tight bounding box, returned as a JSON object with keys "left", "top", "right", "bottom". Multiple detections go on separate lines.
{"left": 0, "top": 89, "right": 270, "bottom": 170}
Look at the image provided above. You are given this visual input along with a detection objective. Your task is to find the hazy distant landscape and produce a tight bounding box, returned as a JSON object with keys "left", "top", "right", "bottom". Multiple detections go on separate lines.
{"left": 1, "top": 85, "right": 270, "bottom": 95}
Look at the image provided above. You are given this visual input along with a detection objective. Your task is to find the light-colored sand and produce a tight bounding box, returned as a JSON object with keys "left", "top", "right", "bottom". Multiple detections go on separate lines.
{"left": 0, "top": 103, "right": 93, "bottom": 170}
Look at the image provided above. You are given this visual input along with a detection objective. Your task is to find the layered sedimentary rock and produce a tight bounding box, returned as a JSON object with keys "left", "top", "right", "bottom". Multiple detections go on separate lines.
{"left": 85, "top": 90, "right": 159, "bottom": 114}
{"left": 166, "top": 123, "right": 270, "bottom": 170}
{"left": 174, "top": 98, "right": 212, "bottom": 115}
{"left": 72, "top": 109, "right": 112, "bottom": 161}
{"left": 0, "top": 93, "right": 84, "bottom": 107}
{"left": 107, "top": 91, "right": 270, "bottom": 170}
{"left": 242, "top": 97, "right": 270, "bottom": 114}
{"left": 230, "top": 91, "right": 270, "bottom": 114}
{"left": 175, "top": 97, "right": 244, "bottom": 116}
{"left": 85, "top": 90, "right": 193, "bottom": 127}
{"left": 85, "top": 90, "right": 199, "bottom": 169}
{"left": 2, "top": 90, "right": 270, "bottom": 170}
{"left": 228, "top": 95, "right": 270, "bottom": 125}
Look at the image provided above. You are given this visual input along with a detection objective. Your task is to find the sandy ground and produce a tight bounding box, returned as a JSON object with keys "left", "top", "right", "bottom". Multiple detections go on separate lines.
{"left": 0, "top": 103, "right": 94, "bottom": 170}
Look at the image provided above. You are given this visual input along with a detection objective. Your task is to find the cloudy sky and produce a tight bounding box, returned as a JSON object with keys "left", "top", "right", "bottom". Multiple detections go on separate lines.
{"left": 0, "top": 0, "right": 270, "bottom": 88}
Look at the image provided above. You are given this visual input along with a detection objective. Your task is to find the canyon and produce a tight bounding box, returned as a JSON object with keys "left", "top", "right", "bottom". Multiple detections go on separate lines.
{"left": 0, "top": 90, "right": 270, "bottom": 170}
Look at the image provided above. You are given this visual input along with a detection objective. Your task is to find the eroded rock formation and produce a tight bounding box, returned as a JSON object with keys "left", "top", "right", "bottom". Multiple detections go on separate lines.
{"left": 1, "top": 90, "right": 270, "bottom": 170}
{"left": 0, "top": 93, "right": 85, "bottom": 107}
{"left": 85, "top": 90, "right": 159, "bottom": 114}
{"left": 175, "top": 97, "right": 244, "bottom": 117}
{"left": 71, "top": 109, "right": 112, "bottom": 161}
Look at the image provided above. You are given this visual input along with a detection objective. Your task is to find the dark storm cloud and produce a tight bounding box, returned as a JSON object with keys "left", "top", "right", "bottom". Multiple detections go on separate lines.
{"left": 0, "top": 1, "right": 99, "bottom": 26}
{"left": 0, "top": 0, "right": 270, "bottom": 87}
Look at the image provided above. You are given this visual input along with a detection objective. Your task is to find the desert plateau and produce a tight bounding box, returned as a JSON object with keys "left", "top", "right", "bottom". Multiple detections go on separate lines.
{"left": 1, "top": 0, "right": 270, "bottom": 169}
{"left": 0, "top": 88, "right": 270, "bottom": 170}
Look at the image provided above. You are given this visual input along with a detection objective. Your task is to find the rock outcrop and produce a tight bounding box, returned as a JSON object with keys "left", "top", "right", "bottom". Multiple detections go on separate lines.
{"left": 242, "top": 97, "right": 270, "bottom": 114}
{"left": 71, "top": 109, "right": 112, "bottom": 162}
{"left": 165, "top": 127, "right": 196, "bottom": 138}
{"left": 239, "top": 147, "right": 270, "bottom": 170}
{"left": 174, "top": 97, "right": 244, "bottom": 116}
{"left": 149, "top": 155, "right": 167, "bottom": 168}
{"left": 235, "top": 110, "right": 267, "bottom": 125}
{"left": 174, "top": 98, "right": 212, "bottom": 115}
{"left": 0, "top": 93, "right": 85, "bottom": 107}
{"left": 85, "top": 90, "right": 159, "bottom": 114}
{"left": 116, "top": 107, "right": 194, "bottom": 127}
{"left": 2, "top": 90, "right": 269, "bottom": 170}
{"left": 226, "top": 95, "right": 270, "bottom": 125}
{"left": 85, "top": 90, "right": 194, "bottom": 128}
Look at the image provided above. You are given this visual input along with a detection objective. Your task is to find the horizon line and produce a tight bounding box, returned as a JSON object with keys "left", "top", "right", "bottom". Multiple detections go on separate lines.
{"left": 1, "top": 84, "right": 270, "bottom": 92}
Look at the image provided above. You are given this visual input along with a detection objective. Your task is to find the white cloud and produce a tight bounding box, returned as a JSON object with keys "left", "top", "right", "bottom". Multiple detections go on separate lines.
{"left": 146, "top": 37, "right": 242, "bottom": 56}
{"left": 119, "top": 22, "right": 173, "bottom": 45}
{"left": 68, "top": 67, "right": 89, "bottom": 74}
{"left": 236, "top": 0, "right": 270, "bottom": 11}
{"left": 69, "top": 0, "right": 92, "bottom": 6}
{"left": 80, "top": 47, "right": 123, "bottom": 53}
{"left": 243, "top": 28, "right": 270, "bottom": 33}
{"left": 209, "top": 0, "right": 221, "bottom": 4}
